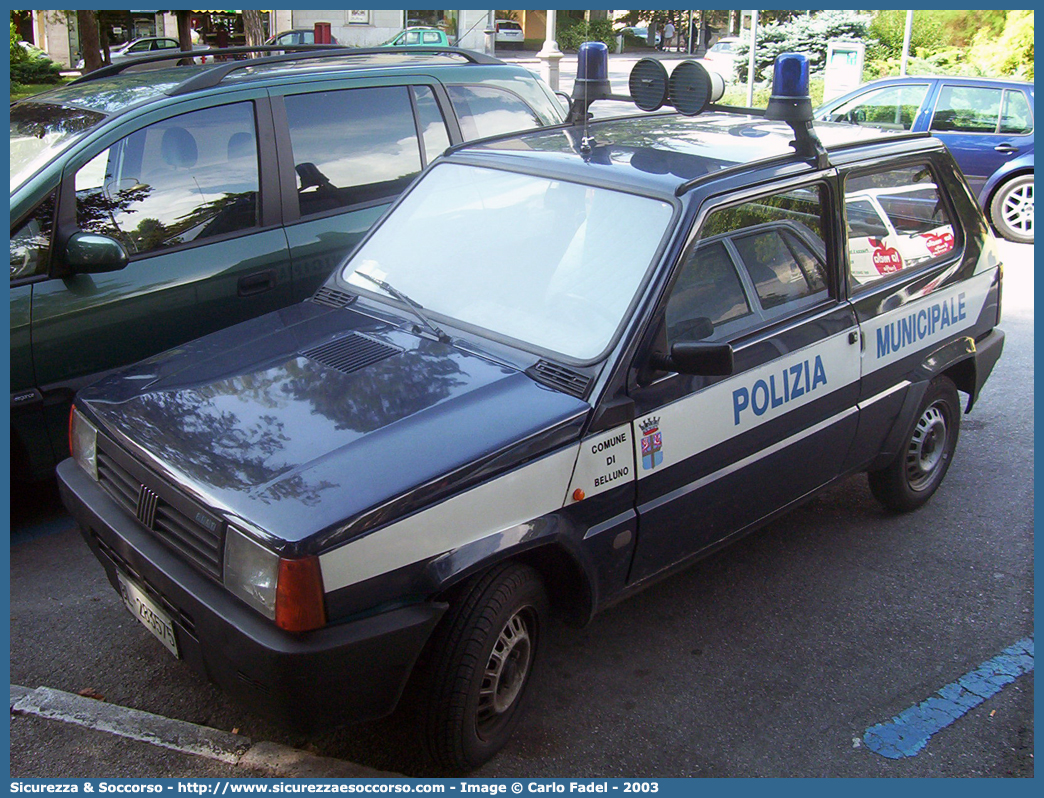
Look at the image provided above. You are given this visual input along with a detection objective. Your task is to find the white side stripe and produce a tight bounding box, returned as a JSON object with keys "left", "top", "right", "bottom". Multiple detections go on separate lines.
{"left": 861, "top": 269, "right": 994, "bottom": 374}
{"left": 633, "top": 331, "right": 861, "bottom": 479}
{"left": 319, "top": 446, "right": 579, "bottom": 592}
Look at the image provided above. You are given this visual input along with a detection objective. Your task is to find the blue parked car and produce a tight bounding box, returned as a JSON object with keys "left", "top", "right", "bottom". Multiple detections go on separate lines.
{"left": 816, "top": 76, "right": 1034, "bottom": 243}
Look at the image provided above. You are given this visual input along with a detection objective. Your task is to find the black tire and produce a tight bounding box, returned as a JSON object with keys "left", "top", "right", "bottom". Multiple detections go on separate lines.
{"left": 868, "top": 377, "right": 961, "bottom": 512}
{"left": 419, "top": 562, "right": 548, "bottom": 771}
{"left": 989, "top": 174, "right": 1033, "bottom": 244}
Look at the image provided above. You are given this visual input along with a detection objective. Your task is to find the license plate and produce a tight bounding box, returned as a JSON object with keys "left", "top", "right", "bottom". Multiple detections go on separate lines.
{"left": 117, "top": 572, "right": 180, "bottom": 658}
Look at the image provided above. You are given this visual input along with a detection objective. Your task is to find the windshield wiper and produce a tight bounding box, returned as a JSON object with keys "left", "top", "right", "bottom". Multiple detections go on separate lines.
{"left": 354, "top": 271, "right": 451, "bottom": 344}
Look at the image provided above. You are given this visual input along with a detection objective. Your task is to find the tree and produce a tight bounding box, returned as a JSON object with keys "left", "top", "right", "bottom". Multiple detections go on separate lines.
{"left": 175, "top": 10, "right": 192, "bottom": 52}
{"left": 243, "top": 9, "right": 264, "bottom": 48}
{"left": 77, "top": 10, "right": 102, "bottom": 73}
{"left": 970, "top": 10, "right": 1033, "bottom": 79}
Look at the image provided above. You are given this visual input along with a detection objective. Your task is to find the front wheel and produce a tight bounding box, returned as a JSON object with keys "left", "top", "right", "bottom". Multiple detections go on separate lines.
{"left": 990, "top": 174, "right": 1034, "bottom": 244}
{"left": 419, "top": 562, "right": 548, "bottom": 771}
{"left": 868, "top": 377, "right": 961, "bottom": 512}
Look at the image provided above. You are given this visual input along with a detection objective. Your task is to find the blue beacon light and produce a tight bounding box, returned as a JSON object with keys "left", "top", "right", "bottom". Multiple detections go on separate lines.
{"left": 764, "top": 53, "right": 827, "bottom": 167}
{"left": 572, "top": 42, "right": 612, "bottom": 103}
{"left": 765, "top": 53, "right": 812, "bottom": 123}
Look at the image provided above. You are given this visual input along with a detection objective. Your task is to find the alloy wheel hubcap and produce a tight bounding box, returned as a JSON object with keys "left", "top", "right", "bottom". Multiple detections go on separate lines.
{"left": 1002, "top": 183, "right": 1034, "bottom": 235}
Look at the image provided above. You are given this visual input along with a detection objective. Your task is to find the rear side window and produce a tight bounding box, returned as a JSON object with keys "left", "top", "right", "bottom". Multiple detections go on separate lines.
{"left": 845, "top": 165, "right": 957, "bottom": 290}
{"left": 447, "top": 85, "right": 542, "bottom": 140}
{"left": 412, "top": 86, "right": 451, "bottom": 165}
{"left": 285, "top": 86, "right": 423, "bottom": 218}
{"left": 930, "top": 85, "right": 1003, "bottom": 133}
{"left": 1000, "top": 90, "right": 1033, "bottom": 135}
{"left": 75, "top": 102, "right": 260, "bottom": 256}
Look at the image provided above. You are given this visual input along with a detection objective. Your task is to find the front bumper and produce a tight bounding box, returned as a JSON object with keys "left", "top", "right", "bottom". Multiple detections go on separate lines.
{"left": 57, "top": 458, "right": 446, "bottom": 729}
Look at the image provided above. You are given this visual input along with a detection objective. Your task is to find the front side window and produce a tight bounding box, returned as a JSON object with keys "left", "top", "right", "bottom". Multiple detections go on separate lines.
{"left": 10, "top": 193, "right": 56, "bottom": 281}
{"left": 448, "top": 85, "right": 542, "bottom": 140}
{"left": 285, "top": 87, "right": 423, "bottom": 218}
{"left": 822, "top": 83, "right": 929, "bottom": 131}
{"left": 340, "top": 163, "right": 674, "bottom": 361}
{"left": 75, "top": 103, "right": 260, "bottom": 256}
{"left": 845, "top": 165, "right": 957, "bottom": 289}
{"left": 665, "top": 185, "right": 829, "bottom": 344}
{"left": 930, "top": 85, "right": 1003, "bottom": 133}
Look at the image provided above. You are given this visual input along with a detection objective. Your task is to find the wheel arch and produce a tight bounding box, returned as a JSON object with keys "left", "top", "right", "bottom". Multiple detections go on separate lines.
{"left": 980, "top": 162, "right": 1033, "bottom": 210}
{"left": 426, "top": 521, "right": 598, "bottom": 628}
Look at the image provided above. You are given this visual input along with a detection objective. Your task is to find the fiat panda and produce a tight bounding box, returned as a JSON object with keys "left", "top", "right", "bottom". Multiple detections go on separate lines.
{"left": 59, "top": 51, "right": 1004, "bottom": 771}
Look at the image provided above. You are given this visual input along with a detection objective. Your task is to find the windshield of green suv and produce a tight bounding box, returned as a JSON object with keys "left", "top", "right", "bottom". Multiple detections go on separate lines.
{"left": 11, "top": 103, "right": 105, "bottom": 192}
{"left": 341, "top": 163, "right": 674, "bottom": 361}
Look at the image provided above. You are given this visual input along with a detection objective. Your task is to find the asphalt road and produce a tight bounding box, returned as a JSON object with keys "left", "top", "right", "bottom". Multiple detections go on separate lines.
{"left": 9, "top": 240, "right": 1033, "bottom": 778}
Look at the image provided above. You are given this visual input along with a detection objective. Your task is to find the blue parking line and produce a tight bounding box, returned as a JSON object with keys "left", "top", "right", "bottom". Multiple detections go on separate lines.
{"left": 863, "top": 637, "right": 1034, "bottom": 759}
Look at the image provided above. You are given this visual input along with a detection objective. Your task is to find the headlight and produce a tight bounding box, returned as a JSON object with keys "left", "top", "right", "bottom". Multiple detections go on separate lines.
{"left": 224, "top": 525, "right": 279, "bottom": 619}
{"left": 224, "top": 525, "right": 326, "bottom": 632}
{"left": 69, "top": 407, "right": 98, "bottom": 480}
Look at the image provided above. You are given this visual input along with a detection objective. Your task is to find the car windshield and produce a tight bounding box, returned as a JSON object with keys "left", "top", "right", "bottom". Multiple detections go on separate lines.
{"left": 340, "top": 163, "right": 674, "bottom": 361}
{"left": 11, "top": 103, "right": 105, "bottom": 192}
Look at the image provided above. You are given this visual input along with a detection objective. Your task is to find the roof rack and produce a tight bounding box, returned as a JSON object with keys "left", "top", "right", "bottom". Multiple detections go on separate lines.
{"left": 69, "top": 44, "right": 340, "bottom": 84}
{"left": 70, "top": 45, "right": 503, "bottom": 94}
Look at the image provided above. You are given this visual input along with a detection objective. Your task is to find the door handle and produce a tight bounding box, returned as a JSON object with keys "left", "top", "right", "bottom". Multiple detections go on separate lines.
{"left": 237, "top": 269, "right": 277, "bottom": 297}
{"left": 994, "top": 143, "right": 1019, "bottom": 154}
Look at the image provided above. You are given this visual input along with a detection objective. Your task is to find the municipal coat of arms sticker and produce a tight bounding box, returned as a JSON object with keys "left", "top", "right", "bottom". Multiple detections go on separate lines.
{"left": 640, "top": 416, "right": 663, "bottom": 470}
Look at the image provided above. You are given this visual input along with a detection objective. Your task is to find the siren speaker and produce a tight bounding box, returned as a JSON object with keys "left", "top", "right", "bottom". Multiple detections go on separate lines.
{"left": 628, "top": 58, "right": 669, "bottom": 112}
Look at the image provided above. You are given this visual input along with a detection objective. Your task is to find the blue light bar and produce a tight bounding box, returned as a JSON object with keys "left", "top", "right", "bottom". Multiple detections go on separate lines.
{"left": 773, "top": 53, "right": 809, "bottom": 98}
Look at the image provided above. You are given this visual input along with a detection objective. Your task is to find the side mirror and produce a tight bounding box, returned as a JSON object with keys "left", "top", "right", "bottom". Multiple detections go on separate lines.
{"left": 65, "top": 232, "right": 129, "bottom": 274}
{"left": 651, "top": 341, "right": 734, "bottom": 377}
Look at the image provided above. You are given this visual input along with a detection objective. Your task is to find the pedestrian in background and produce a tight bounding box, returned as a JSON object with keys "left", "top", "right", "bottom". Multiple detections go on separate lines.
{"left": 663, "top": 20, "right": 676, "bottom": 52}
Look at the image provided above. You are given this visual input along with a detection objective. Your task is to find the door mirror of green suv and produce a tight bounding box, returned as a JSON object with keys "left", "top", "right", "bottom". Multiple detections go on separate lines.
{"left": 65, "top": 232, "right": 129, "bottom": 274}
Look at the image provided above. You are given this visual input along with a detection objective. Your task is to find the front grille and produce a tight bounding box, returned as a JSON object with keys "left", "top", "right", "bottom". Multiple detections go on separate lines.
{"left": 97, "top": 439, "right": 225, "bottom": 580}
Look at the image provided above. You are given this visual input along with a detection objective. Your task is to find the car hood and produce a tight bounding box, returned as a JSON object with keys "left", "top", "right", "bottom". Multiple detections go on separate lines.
{"left": 78, "top": 302, "right": 590, "bottom": 551}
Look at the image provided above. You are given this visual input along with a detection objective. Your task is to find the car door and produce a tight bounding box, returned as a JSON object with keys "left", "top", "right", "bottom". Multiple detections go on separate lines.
{"left": 928, "top": 82, "right": 1034, "bottom": 196}
{"left": 10, "top": 192, "right": 59, "bottom": 478}
{"left": 31, "top": 95, "right": 292, "bottom": 462}
{"left": 626, "top": 177, "right": 861, "bottom": 584}
{"left": 274, "top": 80, "right": 453, "bottom": 300}
{"left": 838, "top": 160, "right": 986, "bottom": 469}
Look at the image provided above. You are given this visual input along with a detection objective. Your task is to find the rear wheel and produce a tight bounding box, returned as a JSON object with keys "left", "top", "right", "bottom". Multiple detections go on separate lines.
{"left": 418, "top": 562, "right": 547, "bottom": 771}
{"left": 868, "top": 377, "right": 961, "bottom": 512}
{"left": 990, "top": 174, "right": 1033, "bottom": 243}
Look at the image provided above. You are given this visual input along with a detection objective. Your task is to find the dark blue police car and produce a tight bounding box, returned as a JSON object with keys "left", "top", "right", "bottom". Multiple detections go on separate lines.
{"left": 58, "top": 51, "right": 1005, "bottom": 770}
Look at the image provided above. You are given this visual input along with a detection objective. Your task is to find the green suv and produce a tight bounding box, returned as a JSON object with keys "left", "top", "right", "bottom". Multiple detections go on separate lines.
{"left": 10, "top": 47, "right": 565, "bottom": 481}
